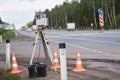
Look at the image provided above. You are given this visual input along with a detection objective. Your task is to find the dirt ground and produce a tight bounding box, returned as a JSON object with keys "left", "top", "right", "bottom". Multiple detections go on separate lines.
{"left": 0, "top": 32, "right": 120, "bottom": 80}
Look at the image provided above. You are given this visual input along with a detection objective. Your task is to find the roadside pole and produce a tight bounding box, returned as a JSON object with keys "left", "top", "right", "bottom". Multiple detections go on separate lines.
{"left": 59, "top": 43, "right": 67, "bottom": 80}
{"left": 0, "top": 35, "right": 2, "bottom": 43}
{"left": 6, "top": 39, "right": 11, "bottom": 69}
{"left": 98, "top": 8, "right": 104, "bottom": 32}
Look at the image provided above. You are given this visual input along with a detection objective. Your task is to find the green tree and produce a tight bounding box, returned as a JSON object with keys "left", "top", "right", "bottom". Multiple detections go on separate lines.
{"left": 26, "top": 21, "right": 33, "bottom": 28}
{"left": 0, "top": 17, "right": 4, "bottom": 24}
{"left": 43, "top": 0, "right": 120, "bottom": 30}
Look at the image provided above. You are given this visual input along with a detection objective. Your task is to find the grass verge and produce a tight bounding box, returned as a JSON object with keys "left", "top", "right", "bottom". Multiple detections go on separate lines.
{"left": 0, "top": 68, "right": 21, "bottom": 80}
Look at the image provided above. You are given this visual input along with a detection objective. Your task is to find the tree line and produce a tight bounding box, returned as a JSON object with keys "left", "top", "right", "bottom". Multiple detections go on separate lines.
{"left": 43, "top": 0, "right": 120, "bottom": 30}
{"left": 0, "top": 17, "right": 9, "bottom": 25}
{"left": 0, "top": 17, "right": 4, "bottom": 24}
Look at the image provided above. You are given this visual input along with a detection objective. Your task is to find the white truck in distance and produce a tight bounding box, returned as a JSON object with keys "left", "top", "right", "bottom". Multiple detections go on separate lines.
{"left": 67, "top": 23, "right": 75, "bottom": 31}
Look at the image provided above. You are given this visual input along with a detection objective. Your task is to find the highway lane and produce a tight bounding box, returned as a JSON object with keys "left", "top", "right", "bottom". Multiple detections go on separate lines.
{"left": 19, "top": 30, "right": 120, "bottom": 55}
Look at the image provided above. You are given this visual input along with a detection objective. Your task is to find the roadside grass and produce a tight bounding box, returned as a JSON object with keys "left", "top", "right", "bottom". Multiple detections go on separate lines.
{"left": 0, "top": 68, "right": 21, "bottom": 80}
{"left": 2, "top": 30, "right": 15, "bottom": 39}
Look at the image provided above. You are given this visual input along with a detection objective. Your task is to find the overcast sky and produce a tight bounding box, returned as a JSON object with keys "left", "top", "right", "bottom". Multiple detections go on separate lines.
{"left": 0, "top": 0, "right": 69, "bottom": 29}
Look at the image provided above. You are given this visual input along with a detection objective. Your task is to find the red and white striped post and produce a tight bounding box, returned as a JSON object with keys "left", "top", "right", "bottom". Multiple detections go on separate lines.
{"left": 98, "top": 8, "right": 104, "bottom": 32}
{"left": 99, "top": 14, "right": 104, "bottom": 27}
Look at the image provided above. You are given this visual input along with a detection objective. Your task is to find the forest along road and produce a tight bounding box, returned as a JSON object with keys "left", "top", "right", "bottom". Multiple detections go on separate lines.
{"left": 0, "top": 30, "right": 120, "bottom": 80}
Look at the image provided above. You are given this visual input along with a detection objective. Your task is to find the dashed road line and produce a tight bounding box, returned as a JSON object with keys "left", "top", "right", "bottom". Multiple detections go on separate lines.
{"left": 49, "top": 40, "right": 111, "bottom": 55}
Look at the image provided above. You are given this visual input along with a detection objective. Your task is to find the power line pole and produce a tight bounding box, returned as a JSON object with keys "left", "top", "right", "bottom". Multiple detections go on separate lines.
{"left": 106, "top": 0, "right": 112, "bottom": 29}
{"left": 112, "top": 0, "right": 117, "bottom": 29}
{"left": 93, "top": 0, "right": 97, "bottom": 29}
{"left": 102, "top": 0, "right": 103, "bottom": 9}
{"left": 64, "top": 0, "right": 68, "bottom": 29}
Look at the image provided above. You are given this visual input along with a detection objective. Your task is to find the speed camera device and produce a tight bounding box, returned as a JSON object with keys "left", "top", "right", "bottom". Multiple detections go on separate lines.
{"left": 35, "top": 11, "right": 48, "bottom": 29}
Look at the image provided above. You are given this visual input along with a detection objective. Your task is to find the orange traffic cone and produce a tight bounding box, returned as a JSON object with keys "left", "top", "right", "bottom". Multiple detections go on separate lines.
{"left": 51, "top": 49, "right": 60, "bottom": 69}
{"left": 10, "top": 52, "right": 21, "bottom": 74}
{"left": 73, "top": 50, "right": 86, "bottom": 72}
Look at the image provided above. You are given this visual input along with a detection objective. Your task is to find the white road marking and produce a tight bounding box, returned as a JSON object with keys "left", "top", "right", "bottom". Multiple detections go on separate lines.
{"left": 18, "top": 30, "right": 118, "bottom": 55}
{"left": 20, "top": 31, "right": 120, "bottom": 45}
{"left": 63, "top": 36, "right": 120, "bottom": 45}
{"left": 49, "top": 40, "right": 111, "bottom": 55}
{"left": 47, "top": 33, "right": 120, "bottom": 45}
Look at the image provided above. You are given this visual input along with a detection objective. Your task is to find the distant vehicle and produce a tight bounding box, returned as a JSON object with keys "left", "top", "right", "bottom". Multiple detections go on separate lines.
{"left": 32, "top": 25, "right": 37, "bottom": 31}
{"left": 67, "top": 23, "right": 75, "bottom": 31}
{"left": 27, "top": 28, "right": 32, "bottom": 32}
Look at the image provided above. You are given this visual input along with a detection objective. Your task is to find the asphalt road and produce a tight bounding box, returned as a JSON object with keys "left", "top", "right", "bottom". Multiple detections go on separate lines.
{"left": 19, "top": 30, "right": 120, "bottom": 56}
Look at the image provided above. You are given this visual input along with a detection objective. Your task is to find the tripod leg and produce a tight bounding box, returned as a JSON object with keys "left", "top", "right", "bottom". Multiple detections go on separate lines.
{"left": 46, "top": 42, "right": 53, "bottom": 64}
{"left": 41, "top": 31, "right": 53, "bottom": 64}
{"left": 30, "top": 34, "right": 39, "bottom": 65}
